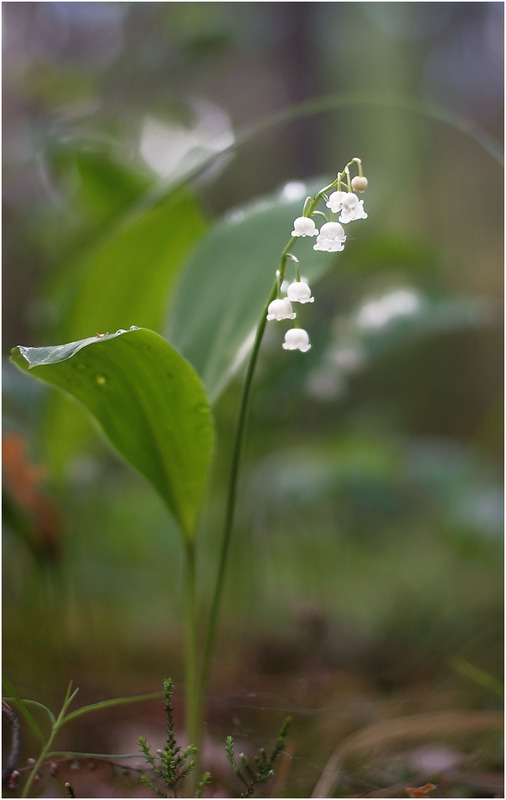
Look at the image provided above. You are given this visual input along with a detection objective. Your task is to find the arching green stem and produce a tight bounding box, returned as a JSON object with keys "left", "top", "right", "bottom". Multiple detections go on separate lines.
{"left": 200, "top": 201, "right": 329, "bottom": 693}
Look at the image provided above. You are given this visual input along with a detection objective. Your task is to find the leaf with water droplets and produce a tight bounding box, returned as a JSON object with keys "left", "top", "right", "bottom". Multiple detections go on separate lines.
{"left": 11, "top": 328, "right": 214, "bottom": 540}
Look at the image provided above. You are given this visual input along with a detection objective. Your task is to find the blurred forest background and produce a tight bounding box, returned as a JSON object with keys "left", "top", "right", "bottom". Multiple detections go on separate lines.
{"left": 3, "top": 3, "right": 503, "bottom": 798}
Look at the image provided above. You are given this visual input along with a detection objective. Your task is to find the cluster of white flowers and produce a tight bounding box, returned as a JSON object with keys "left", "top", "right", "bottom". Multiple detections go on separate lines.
{"left": 266, "top": 278, "right": 315, "bottom": 351}
{"left": 267, "top": 164, "right": 368, "bottom": 352}
{"left": 325, "top": 190, "right": 367, "bottom": 223}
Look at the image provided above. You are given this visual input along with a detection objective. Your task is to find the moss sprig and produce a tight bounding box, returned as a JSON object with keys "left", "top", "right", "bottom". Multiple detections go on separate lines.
{"left": 225, "top": 716, "right": 292, "bottom": 798}
{"left": 138, "top": 679, "right": 210, "bottom": 798}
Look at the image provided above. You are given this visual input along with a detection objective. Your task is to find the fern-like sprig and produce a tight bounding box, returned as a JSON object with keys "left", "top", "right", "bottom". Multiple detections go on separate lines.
{"left": 225, "top": 716, "right": 291, "bottom": 798}
{"left": 138, "top": 679, "right": 210, "bottom": 798}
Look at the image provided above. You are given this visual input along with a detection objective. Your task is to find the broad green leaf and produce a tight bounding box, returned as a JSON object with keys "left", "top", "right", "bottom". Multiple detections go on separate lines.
{"left": 44, "top": 186, "right": 208, "bottom": 473}
{"left": 50, "top": 187, "right": 208, "bottom": 351}
{"left": 11, "top": 329, "right": 214, "bottom": 541}
{"left": 166, "top": 182, "right": 356, "bottom": 402}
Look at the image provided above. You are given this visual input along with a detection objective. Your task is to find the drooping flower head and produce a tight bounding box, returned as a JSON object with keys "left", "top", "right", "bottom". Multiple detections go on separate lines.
{"left": 269, "top": 159, "right": 368, "bottom": 353}
{"left": 266, "top": 297, "right": 296, "bottom": 321}
{"left": 313, "top": 221, "right": 346, "bottom": 252}
{"left": 282, "top": 328, "right": 311, "bottom": 352}
{"left": 286, "top": 281, "right": 314, "bottom": 304}
{"left": 291, "top": 216, "right": 318, "bottom": 237}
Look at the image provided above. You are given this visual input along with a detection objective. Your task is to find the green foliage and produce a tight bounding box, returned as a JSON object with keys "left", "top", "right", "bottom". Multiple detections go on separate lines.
{"left": 50, "top": 187, "right": 207, "bottom": 345}
{"left": 3, "top": 678, "right": 164, "bottom": 797}
{"left": 46, "top": 143, "right": 152, "bottom": 228}
{"left": 2, "top": 676, "right": 49, "bottom": 744}
{"left": 138, "top": 679, "right": 210, "bottom": 799}
{"left": 10, "top": 681, "right": 80, "bottom": 798}
{"left": 225, "top": 716, "right": 292, "bottom": 798}
{"left": 10, "top": 328, "right": 214, "bottom": 540}
{"left": 57, "top": 680, "right": 292, "bottom": 800}
{"left": 43, "top": 183, "right": 208, "bottom": 473}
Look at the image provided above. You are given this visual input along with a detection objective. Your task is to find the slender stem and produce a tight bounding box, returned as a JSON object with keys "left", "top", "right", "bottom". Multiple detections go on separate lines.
{"left": 21, "top": 684, "right": 78, "bottom": 798}
{"left": 200, "top": 279, "right": 277, "bottom": 694}
{"left": 201, "top": 233, "right": 311, "bottom": 694}
{"left": 184, "top": 539, "right": 200, "bottom": 794}
{"left": 21, "top": 727, "right": 58, "bottom": 798}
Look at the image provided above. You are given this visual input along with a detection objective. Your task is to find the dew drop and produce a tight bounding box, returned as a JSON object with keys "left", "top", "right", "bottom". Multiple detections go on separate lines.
{"left": 116, "top": 329, "right": 127, "bottom": 334}
{"left": 129, "top": 325, "right": 139, "bottom": 331}
{"left": 95, "top": 374, "right": 107, "bottom": 386}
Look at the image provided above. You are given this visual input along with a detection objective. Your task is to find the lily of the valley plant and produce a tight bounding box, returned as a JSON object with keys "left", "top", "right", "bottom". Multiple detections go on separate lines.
{"left": 9, "top": 157, "right": 368, "bottom": 797}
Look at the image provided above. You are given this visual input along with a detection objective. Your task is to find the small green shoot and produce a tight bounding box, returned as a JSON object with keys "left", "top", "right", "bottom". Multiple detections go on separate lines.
{"left": 225, "top": 716, "right": 292, "bottom": 798}
{"left": 138, "top": 679, "right": 210, "bottom": 798}
{"left": 3, "top": 678, "right": 163, "bottom": 797}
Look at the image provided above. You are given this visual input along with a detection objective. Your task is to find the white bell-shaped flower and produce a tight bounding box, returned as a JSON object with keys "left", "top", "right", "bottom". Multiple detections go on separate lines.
{"left": 313, "top": 221, "right": 346, "bottom": 252}
{"left": 286, "top": 280, "right": 314, "bottom": 304}
{"left": 291, "top": 216, "right": 318, "bottom": 237}
{"left": 282, "top": 328, "right": 311, "bottom": 352}
{"left": 266, "top": 297, "right": 296, "bottom": 321}
{"left": 325, "top": 191, "right": 348, "bottom": 214}
{"left": 339, "top": 192, "right": 367, "bottom": 223}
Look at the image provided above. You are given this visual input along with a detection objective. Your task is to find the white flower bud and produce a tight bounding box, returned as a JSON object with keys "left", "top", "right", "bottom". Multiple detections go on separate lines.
{"left": 351, "top": 175, "right": 368, "bottom": 192}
